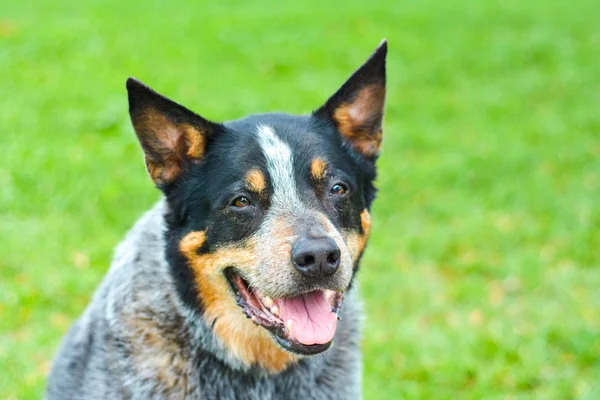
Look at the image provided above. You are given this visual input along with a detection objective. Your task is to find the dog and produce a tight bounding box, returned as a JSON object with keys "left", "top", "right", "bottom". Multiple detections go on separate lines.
{"left": 46, "top": 40, "right": 387, "bottom": 399}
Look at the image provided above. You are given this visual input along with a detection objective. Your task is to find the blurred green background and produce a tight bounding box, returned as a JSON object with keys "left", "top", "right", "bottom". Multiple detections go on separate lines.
{"left": 1, "top": 0, "right": 599, "bottom": 398}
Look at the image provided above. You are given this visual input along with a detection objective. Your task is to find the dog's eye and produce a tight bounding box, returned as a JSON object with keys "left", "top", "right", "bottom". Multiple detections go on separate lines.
{"left": 330, "top": 183, "right": 348, "bottom": 196}
{"left": 232, "top": 196, "right": 251, "bottom": 208}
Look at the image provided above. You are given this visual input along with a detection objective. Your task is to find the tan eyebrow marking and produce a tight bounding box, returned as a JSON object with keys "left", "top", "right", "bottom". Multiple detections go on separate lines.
{"left": 310, "top": 158, "right": 327, "bottom": 180}
{"left": 245, "top": 169, "right": 267, "bottom": 193}
{"left": 184, "top": 124, "right": 206, "bottom": 159}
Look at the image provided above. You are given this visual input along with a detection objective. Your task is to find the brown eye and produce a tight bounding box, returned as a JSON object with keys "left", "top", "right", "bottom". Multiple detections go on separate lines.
{"left": 232, "top": 196, "right": 251, "bottom": 208}
{"left": 330, "top": 183, "right": 347, "bottom": 196}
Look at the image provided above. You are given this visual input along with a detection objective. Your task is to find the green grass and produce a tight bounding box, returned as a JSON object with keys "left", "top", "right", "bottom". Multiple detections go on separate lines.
{"left": 1, "top": 0, "right": 599, "bottom": 398}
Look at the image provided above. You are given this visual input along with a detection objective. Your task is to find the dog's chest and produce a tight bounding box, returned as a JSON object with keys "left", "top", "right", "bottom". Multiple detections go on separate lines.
{"left": 175, "top": 355, "right": 360, "bottom": 400}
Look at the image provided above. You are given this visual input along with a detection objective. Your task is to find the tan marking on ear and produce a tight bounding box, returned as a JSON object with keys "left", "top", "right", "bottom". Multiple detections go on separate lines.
{"left": 179, "top": 231, "right": 297, "bottom": 373}
{"left": 183, "top": 124, "right": 206, "bottom": 159}
{"left": 245, "top": 169, "right": 267, "bottom": 193}
{"left": 332, "top": 85, "right": 385, "bottom": 157}
{"left": 146, "top": 158, "right": 175, "bottom": 183}
{"left": 133, "top": 109, "right": 206, "bottom": 184}
{"left": 133, "top": 109, "right": 178, "bottom": 150}
{"left": 310, "top": 158, "right": 327, "bottom": 180}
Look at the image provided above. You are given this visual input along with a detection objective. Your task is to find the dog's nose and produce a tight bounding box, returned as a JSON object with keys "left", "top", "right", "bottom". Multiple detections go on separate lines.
{"left": 291, "top": 237, "right": 341, "bottom": 279}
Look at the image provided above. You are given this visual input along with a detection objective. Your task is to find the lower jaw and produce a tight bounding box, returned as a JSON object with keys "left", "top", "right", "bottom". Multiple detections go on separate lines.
{"left": 224, "top": 268, "right": 341, "bottom": 356}
{"left": 272, "top": 332, "right": 333, "bottom": 355}
{"left": 224, "top": 268, "right": 343, "bottom": 356}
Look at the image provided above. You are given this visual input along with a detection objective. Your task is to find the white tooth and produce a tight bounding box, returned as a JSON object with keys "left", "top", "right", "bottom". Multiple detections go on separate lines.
{"left": 286, "top": 319, "right": 294, "bottom": 335}
{"left": 271, "top": 305, "right": 279, "bottom": 316}
{"left": 262, "top": 296, "right": 274, "bottom": 308}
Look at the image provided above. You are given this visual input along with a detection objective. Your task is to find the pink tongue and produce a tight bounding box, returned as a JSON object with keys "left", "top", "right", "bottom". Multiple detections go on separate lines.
{"left": 277, "top": 291, "right": 338, "bottom": 345}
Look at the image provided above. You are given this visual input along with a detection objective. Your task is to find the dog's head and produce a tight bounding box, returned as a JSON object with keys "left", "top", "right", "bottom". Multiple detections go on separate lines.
{"left": 127, "top": 41, "right": 386, "bottom": 372}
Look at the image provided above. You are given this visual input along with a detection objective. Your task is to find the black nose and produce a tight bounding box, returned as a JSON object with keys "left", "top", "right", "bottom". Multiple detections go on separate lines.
{"left": 291, "top": 237, "right": 341, "bottom": 279}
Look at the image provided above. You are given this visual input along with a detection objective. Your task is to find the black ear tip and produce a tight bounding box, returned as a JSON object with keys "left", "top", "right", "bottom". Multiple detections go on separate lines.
{"left": 372, "top": 39, "right": 388, "bottom": 59}
{"left": 126, "top": 77, "right": 148, "bottom": 93}
{"left": 126, "top": 78, "right": 159, "bottom": 110}
{"left": 126, "top": 77, "right": 155, "bottom": 111}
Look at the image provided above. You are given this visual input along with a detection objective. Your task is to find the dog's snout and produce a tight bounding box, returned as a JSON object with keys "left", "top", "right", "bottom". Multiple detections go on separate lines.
{"left": 291, "top": 237, "right": 341, "bottom": 279}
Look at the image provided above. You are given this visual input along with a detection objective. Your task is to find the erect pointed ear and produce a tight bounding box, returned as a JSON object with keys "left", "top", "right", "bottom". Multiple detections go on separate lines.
{"left": 126, "top": 78, "right": 221, "bottom": 187}
{"left": 314, "top": 40, "right": 387, "bottom": 159}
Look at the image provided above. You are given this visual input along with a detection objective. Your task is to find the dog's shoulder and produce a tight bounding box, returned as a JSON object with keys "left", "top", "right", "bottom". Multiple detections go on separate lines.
{"left": 48, "top": 200, "right": 197, "bottom": 398}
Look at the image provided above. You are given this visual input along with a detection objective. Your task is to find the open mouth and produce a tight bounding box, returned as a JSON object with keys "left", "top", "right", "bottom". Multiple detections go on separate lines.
{"left": 224, "top": 269, "right": 344, "bottom": 355}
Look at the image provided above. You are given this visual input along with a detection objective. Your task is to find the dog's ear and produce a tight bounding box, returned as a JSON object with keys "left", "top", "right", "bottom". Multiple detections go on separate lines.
{"left": 126, "top": 78, "right": 221, "bottom": 187}
{"left": 314, "top": 40, "right": 387, "bottom": 159}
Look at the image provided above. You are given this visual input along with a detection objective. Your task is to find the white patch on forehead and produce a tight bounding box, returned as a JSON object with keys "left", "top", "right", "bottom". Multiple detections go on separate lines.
{"left": 252, "top": 125, "right": 353, "bottom": 293}
{"left": 255, "top": 124, "right": 304, "bottom": 211}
